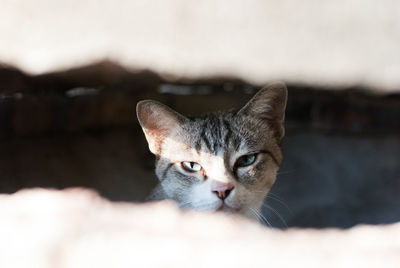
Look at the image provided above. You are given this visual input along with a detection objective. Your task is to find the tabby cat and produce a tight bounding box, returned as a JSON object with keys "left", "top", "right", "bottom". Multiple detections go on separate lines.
{"left": 136, "top": 82, "right": 287, "bottom": 220}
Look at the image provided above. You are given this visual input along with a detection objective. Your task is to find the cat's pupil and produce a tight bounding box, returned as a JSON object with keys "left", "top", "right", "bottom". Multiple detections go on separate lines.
{"left": 236, "top": 154, "right": 257, "bottom": 168}
{"left": 182, "top": 161, "right": 202, "bottom": 172}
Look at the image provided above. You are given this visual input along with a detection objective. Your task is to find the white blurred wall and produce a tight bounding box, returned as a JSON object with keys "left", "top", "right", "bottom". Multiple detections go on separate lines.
{"left": 1, "top": 0, "right": 400, "bottom": 91}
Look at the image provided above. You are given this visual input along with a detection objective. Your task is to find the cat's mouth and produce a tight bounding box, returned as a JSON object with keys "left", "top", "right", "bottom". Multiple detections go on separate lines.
{"left": 216, "top": 203, "right": 238, "bottom": 213}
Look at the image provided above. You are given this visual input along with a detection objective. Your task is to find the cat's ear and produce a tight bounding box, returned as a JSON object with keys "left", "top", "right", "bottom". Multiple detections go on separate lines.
{"left": 238, "top": 82, "right": 288, "bottom": 142}
{"left": 136, "top": 100, "right": 187, "bottom": 154}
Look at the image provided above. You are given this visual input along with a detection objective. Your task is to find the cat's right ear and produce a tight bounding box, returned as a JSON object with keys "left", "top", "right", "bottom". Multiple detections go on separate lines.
{"left": 136, "top": 100, "right": 187, "bottom": 154}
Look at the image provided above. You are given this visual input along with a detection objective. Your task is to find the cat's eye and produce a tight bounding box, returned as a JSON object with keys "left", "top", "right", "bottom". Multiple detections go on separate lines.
{"left": 181, "top": 161, "right": 202, "bottom": 173}
{"left": 235, "top": 153, "right": 257, "bottom": 168}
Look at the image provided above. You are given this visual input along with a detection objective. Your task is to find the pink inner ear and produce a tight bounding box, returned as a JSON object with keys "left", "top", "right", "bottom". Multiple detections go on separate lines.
{"left": 137, "top": 100, "right": 188, "bottom": 155}
{"left": 145, "top": 127, "right": 166, "bottom": 138}
{"left": 137, "top": 100, "right": 185, "bottom": 134}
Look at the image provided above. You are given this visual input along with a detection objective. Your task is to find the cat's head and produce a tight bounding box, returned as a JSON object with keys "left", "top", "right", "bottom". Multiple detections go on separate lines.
{"left": 137, "top": 82, "right": 287, "bottom": 219}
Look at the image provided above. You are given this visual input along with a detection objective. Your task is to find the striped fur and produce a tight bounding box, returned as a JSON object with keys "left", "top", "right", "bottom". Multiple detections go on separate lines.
{"left": 137, "top": 82, "right": 287, "bottom": 220}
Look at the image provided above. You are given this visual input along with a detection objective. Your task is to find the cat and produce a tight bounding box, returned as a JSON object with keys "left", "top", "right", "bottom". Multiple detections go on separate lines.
{"left": 136, "top": 82, "right": 287, "bottom": 221}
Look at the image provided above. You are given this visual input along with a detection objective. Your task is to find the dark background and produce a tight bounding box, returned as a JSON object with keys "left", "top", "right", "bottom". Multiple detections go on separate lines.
{"left": 1, "top": 62, "right": 399, "bottom": 228}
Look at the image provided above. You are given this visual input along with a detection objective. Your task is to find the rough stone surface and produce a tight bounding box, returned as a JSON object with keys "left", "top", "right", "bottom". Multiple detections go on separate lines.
{"left": 1, "top": 0, "right": 400, "bottom": 91}
{"left": 0, "top": 188, "right": 399, "bottom": 268}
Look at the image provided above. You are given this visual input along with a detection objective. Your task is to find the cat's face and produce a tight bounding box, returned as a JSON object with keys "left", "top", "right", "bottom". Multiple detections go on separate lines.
{"left": 137, "top": 82, "right": 287, "bottom": 220}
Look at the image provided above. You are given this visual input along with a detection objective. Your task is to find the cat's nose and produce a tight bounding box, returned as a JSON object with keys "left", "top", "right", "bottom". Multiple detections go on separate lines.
{"left": 211, "top": 181, "right": 234, "bottom": 200}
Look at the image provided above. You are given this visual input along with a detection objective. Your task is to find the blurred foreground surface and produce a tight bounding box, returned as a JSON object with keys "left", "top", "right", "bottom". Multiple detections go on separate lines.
{"left": 0, "top": 188, "right": 399, "bottom": 268}
{"left": 1, "top": 0, "right": 400, "bottom": 91}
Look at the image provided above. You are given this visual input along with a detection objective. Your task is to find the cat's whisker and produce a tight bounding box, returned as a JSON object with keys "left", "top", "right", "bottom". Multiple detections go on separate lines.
{"left": 262, "top": 203, "right": 288, "bottom": 228}
{"left": 250, "top": 190, "right": 292, "bottom": 215}
{"left": 267, "top": 192, "right": 284, "bottom": 199}
{"left": 249, "top": 208, "right": 263, "bottom": 224}
{"left": 257, "top": 209, "right": 273, "bottom": 228}
{"left": 265, "top": 195, "right": 293, "bottom": 215}
{"left": 250, "top": 207, "right": 272, "bottom": 227}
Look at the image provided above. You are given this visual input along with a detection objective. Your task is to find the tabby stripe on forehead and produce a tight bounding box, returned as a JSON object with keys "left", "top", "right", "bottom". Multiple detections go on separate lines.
{"left": 211, "top": 117, "right": 225, "bottom": 152}
{"left": 162, "top": 163, "right": 174, "bottom": 179}
{"left": 222, "top": 119, "right": 232, "bottom": 145}
{"left": 194, "top": 136, "right": 202, "bottom": 152}
{"left": 260, "top": 150, "right": 280, "bottom": 166}
{"left": 232, "top": 135, "right": 242, "bottom": 152}
{"left": 212, "top": 138, "right": 219, "bottom": 153}
{"left": 200, "top": 127, "right": 213, "bottom": 152}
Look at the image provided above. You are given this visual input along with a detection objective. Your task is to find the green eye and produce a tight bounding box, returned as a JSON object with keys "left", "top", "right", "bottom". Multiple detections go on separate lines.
{"left": 181, "top": 161, "right": 202, "bottom": 172}
{"left": 235, "top": 154, "right": 257, "bottom": 168}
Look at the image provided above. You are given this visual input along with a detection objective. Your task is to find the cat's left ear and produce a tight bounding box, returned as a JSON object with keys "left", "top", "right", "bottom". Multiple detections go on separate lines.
{"left": 136, "top": 100, "right": 188, "bottom": 154}
{"left": 238, "top": 82, "right": 288, "bottom": 142}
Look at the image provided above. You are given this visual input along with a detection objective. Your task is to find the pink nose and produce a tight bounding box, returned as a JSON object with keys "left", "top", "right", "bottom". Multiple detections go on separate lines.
{"left": 211, "top": 181, "right": 234, "bottom": 200}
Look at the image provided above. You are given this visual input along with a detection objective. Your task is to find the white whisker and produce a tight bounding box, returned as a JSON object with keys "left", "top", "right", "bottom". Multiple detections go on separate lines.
{"left": 265, "top": 194, "right": 293, "bottom": 215}
{"left": 250, "top": 207, "right": 272, "bottom": 227}
{"left": 262, "top": 203, "right": 288, "bottom": 228}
